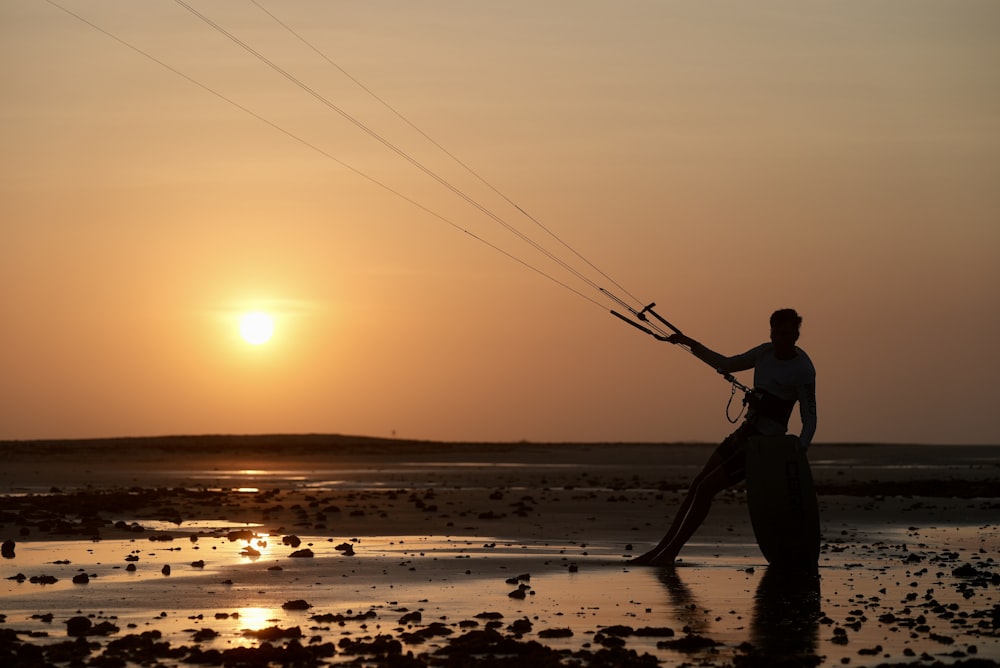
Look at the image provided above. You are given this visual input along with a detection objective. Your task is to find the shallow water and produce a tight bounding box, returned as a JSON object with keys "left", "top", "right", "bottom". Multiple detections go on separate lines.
{"left": 2, "top": 527, "right": 997, "bottom": 666}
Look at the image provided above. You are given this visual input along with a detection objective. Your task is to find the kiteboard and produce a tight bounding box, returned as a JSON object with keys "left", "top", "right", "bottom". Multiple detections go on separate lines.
{"left": 745, "top": 434, "right": 820, "bottom": 570}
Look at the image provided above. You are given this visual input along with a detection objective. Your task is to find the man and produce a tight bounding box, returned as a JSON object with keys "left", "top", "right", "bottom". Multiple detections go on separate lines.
{"left": 631, "top": 308, "right": 817, "bottom": 566}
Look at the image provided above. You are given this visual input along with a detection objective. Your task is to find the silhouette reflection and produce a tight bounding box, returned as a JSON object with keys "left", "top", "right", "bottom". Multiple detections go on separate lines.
{"left": 651, "top": 566, "right": 822, "bottom": 665}
{"left": 655, "top": 567, "right": 709, "bottom": 635}
{"left": 749, "top": 567, "right": 822, "bottom": 663}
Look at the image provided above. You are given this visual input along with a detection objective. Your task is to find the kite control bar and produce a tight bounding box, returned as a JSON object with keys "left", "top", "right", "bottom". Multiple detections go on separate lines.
{"left": 603, "top": 288, "right": 756, "bottom": 403}
{"left": 602, "top": 289, "right": 677, "bottom": 342}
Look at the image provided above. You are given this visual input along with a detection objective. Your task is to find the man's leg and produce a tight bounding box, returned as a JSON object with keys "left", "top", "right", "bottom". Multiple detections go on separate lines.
{"left": 645, "top": 462, "right": 733, "bottom": 565}
{"left": 631, "top": 425, "right": 751, "bottom": 566}
{"left": 630, "top": 450, "right": 730, "bottom": 565}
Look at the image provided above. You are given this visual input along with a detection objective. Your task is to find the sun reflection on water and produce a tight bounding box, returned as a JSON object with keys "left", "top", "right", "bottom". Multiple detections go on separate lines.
{"left": 236, "top": 606, "right": 281, "bottom": 632}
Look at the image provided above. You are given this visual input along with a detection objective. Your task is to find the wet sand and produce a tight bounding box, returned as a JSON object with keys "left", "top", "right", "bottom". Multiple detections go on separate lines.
{"left": 1, "top": 435, "right": 998, "bottom": 667}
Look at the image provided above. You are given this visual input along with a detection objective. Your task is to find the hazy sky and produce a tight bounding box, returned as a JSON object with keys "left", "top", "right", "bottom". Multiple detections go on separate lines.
{"left": 2, "top": 1, "right": 998, "bottom": 444}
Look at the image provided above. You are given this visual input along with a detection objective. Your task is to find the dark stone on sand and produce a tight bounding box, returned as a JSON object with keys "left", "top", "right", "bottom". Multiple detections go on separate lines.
{"left": 29, "top": 575, "right": 58, "bottom": 584}
{"left": 400, "top": 622, "right": 453, "bottom": 644}
{"left": 310, "top": 610, "right": 378, "bottom": 624}
{"left": 1, "top": 539, "right": 14, "bottom": 558}
{"left": 126, "top": 563, "right": 136, "bottom": 572}
{"left": 71, "top": 573, "right": 89, "bottom": 584}
{"left": 66, "top": 617, "right": 92, "bottom": 636}
{"left": 161, "top": 565, "right": 171, "bottom": 575}
{"left": 149, "top": 533, "right": 175, "bottom": 542}
{"left": 64, "top": 617, "right": 118, "bottom": 637}
{"left": 508, "top": 618, "right": 533, "bottom": 635}
{"left": 242, "top": 625, "right": 303, "bottom": 641}
{"left": 290, "top": 548, "right": 314, "bottom": 558}
{"left": 38, "top": 636, "right": 94, "bottom": 664}
{"left": 283, "top": 534, "right": 302, "bottom": 548}
{"left": 508, "top": 588, "right": 526, "bottom": 599}
{"left": 538, "top": 628, "right": 574, "bottom": 638}
{"left": 338, "top": 634, "right": 402, "bottom": 656}
{"left": 192, "top": 628, "right": 218, "bottom": 642}
{"left": 399, "top": 610, "right": 423, "bottom": 624}
{"left": 227, "top": 529, "right": 257, "bottom": 542}
{"left": 190, "top": 560, "right": 205, "bottom": 568}
{"left": 282, "top": 599, "right": 312, "bottom": 611}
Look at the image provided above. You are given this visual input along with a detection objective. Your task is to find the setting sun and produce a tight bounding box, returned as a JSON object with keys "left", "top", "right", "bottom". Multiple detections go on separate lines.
{"left": 239, "top": 312, "right": 274, "bottom": 345}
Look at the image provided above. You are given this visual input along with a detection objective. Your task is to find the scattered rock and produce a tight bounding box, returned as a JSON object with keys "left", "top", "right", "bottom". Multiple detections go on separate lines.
{"left": 282, "top": 600, "right": 312, "bottom": 611}
{"left": 399, "top": 611, "right": 422, "bottom": 625}
{"left": 538, "top": 628, "right": 574, "bottom": 638}
{"left": 242, "top": 625, "right": 303, "bottom": 641}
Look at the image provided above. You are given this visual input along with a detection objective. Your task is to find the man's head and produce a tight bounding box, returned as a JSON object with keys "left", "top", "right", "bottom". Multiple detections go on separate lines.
{"left": 770, "top": 308, "right": 802, "bottom": 351}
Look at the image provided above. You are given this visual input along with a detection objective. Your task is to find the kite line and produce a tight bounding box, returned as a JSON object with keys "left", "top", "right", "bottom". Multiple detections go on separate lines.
{"left": 44, "top": 0, "right": 681, "bottom": 342}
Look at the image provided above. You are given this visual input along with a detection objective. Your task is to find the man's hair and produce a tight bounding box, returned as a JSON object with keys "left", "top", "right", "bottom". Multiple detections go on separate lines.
{"left": 770, "top": 308, "right": 802, "bottom": 329}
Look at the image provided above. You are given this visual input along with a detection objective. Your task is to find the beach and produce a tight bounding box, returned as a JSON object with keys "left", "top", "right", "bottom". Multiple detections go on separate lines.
{"left": 1, "top": 436, "right": 998, "bottom": 667}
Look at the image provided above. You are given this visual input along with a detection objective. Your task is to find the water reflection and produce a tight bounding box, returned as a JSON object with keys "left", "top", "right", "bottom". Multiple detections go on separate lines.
{"left": 652, "top": 565, "right": 822, "bottom": 663}
{"left": 749, "top": 567, "right": 822, "bottom": 661}
{"left": 655, "top": 567, "right": 709, "bottom": 634}
{"left": 237, "top": 607, "right": 281, "bottom": 632}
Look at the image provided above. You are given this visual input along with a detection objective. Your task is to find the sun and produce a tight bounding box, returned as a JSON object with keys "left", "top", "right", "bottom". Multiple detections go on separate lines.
{"left": 239, "top": 312, "right": 274, "bottom": 345}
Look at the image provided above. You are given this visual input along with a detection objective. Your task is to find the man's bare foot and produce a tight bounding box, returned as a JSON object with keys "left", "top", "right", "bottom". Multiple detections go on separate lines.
{"left": 627, "top": 553, "right": 653, "bottom": 565}
{"left": 647, "top": 553, "right": 677, "bottom": 567}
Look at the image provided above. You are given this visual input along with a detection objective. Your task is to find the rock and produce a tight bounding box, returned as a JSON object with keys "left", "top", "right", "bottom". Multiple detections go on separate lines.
{"left": 538, "top": 628, "right": 573, "bottom": 638}
{"left": 1, "top": 539, "right": 14, "bottom": 559}
{"left": 398, "top": 611, "right": 422, "bottom": 624}
{"left": 242, "top": 625, "right": 303, "bottom": 641}
{"left": 282, "top": 535, "right": 302, "bottom": 548}
{"left": 161, "top": 565, "right": 171, "bottom": 576}
{"left": 289, "top": 548, "right": 314, "bottom": 558}
{"left": 507, "top": 618, "right": 532, "bottom": 634}
{"left": 66, "top": 617, "right": 92, "bottom": 636}
{"left": 227, "top": 529, "right": 257, "bottom": 542}
{"left": 72, "top": 573, "right": 90, "bottom": 584}
{"left": 282, "top": 600, "right": 312, "bottom": 611}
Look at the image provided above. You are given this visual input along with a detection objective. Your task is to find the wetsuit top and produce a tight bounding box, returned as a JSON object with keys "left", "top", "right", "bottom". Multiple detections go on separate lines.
{"left": 691, "top": 342, "right": 817, "bottom": 448}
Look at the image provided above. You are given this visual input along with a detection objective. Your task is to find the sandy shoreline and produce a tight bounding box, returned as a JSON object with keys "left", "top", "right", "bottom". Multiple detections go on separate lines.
{"left": 1, "top": 436, "right": 999, "bottom": 667}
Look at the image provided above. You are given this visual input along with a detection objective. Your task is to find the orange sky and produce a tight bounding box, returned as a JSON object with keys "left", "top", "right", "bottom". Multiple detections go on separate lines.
{"left": 2, "top": 1, "right": 998, "bottom": 444}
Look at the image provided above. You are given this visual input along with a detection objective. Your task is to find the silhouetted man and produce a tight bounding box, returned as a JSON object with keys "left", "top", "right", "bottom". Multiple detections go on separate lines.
{"left": 631, "top": 308, "right": 817, "bottom": 566}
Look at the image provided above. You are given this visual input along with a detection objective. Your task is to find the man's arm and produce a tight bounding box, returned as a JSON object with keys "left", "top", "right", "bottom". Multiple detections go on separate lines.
{"left": 669, "top": 333, "right": 758, "bottom": 374}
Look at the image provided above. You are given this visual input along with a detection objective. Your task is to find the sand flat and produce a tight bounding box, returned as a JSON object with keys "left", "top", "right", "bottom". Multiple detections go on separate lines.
{"left": 1, "top": 436, "right": 998, "bottom": 666}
